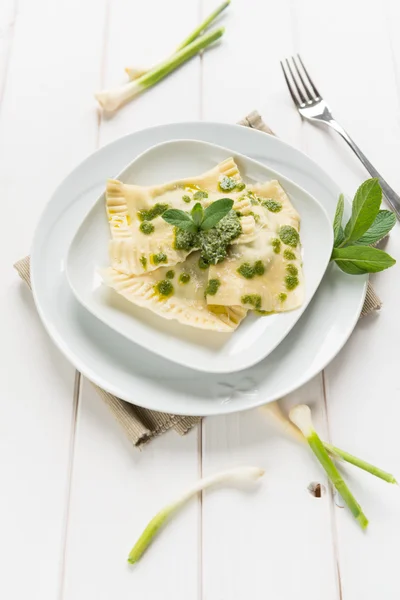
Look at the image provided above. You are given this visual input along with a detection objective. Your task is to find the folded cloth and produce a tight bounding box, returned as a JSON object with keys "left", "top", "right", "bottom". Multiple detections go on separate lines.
{"left": 14, "top": 111, "right": 382, "bottom": 447}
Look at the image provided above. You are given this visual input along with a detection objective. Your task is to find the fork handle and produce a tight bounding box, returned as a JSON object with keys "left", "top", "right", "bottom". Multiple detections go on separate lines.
{"left": 325, "top": 119, "right": 400, "bottom": 220}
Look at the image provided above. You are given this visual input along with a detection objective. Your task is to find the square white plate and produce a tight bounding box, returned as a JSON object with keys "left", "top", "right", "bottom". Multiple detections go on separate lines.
{"left": 66, "top": 139, "right": 333, "bottom": 373}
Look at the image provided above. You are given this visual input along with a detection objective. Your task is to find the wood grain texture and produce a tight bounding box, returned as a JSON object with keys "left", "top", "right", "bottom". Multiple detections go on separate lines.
{"left": 61, "top": 1, "right": 201, "bottom": 598}
{"left": 2, "top": 0, "right": 400, "bottom": 598}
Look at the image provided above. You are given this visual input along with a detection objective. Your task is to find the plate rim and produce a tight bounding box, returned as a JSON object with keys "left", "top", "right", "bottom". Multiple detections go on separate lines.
{"left": 30, "top": 121, "right": 367, "bottom": 415}
{"left": 65, "top": 137, "right": 334, "bottom": 373}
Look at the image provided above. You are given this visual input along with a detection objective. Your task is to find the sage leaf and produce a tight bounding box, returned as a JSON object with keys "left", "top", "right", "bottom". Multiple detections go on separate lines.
{"left": 201, "top": 198, "right": 234, "bottom": 230}
{"left": 336, "top": 226, "right": 345, "bottom": 246}
{"left": 333, "top": 194, "right": 345, "bottom": 246}
{"left": 331, "top": 245, "right": 396, "bottom": 274}
{"left": 344, "top": 178, "right": 381, "bottom": 243}
{"left": 354, "top": 210, "right": 396, "bottom": 246}
{"left": 191, "top": 202, "right": 204, "bottom": 227}
{"left": 162, "top": 209, "right": 198, "bottom": 233}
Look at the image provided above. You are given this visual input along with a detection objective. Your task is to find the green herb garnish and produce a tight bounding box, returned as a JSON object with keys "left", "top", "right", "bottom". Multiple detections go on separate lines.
{"left": 219, "top": 176, "right": 237, "bottom": 191}
{"left": 166, "top": 270, "right": 175, "bottom": 279}
{"left": 154, "top": 280, "right": 174, "bottom": 298}
{"left": 138, "top": 203, "right": 169, "bottom": 222}
{"left": 182, "top": 194, "right": 191, "bottom": 203}
{"left": 286, "top": 264, "right": 298, "bottom": 277}
{"left": 205, "top": 279, "right": 221, "bottom": 296}
{"left": 279, "top": 225, "right": 299, "bottom": 248}
{"left": 140, "top": 256, "right": 147, "bottom": 270}
{"left": 278, "top": 292, "right": 287, "bottom": 302}
{"left": 284, "top": 275, "right": 299, "bottom": 290}
{"left": 179, "top": 273, "right": 191, "bottom": 284}
{"left": 151, "top": 252, "right": 168, "bottom": 266}
{"left": 283, "top": 249, "right": 296, "bottom": 260}
{"left": 163, "top": 198, "right": 234, "bottom": 233}
{"left": 271, "top": 238, "right": 281, "bottom": 254}
{"left": 139, "top": 222, "right": 155, "bottom": 235}
{"left": 331, "top": 179, "right": 396, "bottom": 274}
{"left": 198, "top": 257, "right": 208, "bottom": 270}
{"left": 262, "top": 199, "right": 282, "bottom": 213}
{"left": 193, "top": 190, "right": 208, "bottom": 201}
{"left": 241, "top": 294, "right": 262, "bottom": 310}
{"left": 237, "top": 260, "right": 264, "bottom": 279}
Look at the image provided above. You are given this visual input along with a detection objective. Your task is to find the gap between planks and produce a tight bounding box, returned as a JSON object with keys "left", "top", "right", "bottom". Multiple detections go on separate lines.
{"left": 59, "top": 1, "right": 111, "bottom": 597}
{"left": 58, "top": 371, "right": 82, "bottom": 600}
{"left": 0, "top": 0, "right": 19, "bottom": 114}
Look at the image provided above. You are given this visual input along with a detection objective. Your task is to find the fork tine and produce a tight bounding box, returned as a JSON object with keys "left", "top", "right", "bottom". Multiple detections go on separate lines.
{"left": 296, "top": 54, "right": 321, "bottom": 99}
{"left": 280, "top": 60, "right": 301, "bottom": 107}
{"left": 285, "top": 58, "right": 307, "bottom": 104}
{"left": 291, "top": 55, "right": 314, "bottom": 101}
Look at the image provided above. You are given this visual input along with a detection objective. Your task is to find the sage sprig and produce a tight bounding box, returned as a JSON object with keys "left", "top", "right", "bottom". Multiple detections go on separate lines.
{"left": 331, "top": 179, "right": 396, "bottom": 274}
{"left": 162, "top": 198, "right": 233, "bottom": 233}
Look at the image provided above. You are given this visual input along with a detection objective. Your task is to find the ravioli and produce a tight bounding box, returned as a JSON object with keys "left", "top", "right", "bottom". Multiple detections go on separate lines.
{"left": 106, "top": 158, "right": 254, "bottom": 275}
{"left": 206, "top": 181, "right": 304, "bottom": 313}
{"left": 101, "top": 251, "right": 247, "bottom": 332}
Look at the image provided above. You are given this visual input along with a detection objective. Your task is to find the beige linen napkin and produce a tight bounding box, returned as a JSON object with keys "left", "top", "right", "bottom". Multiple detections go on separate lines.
{"left": 14, "top": 111, "right": 382, "bottom": 447}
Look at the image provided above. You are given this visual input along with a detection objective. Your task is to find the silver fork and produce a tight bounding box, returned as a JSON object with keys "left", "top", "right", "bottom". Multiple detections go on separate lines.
{"left": 281, "top": 54, "right": 400, "bottom": 220}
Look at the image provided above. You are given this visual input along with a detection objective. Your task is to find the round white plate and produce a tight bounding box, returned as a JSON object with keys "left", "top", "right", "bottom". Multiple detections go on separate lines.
{"left": 67, "top": 139, "right": 333, "bottom": 373}
{"left": 31, "top": 122, "right": 367, "bottom": 416}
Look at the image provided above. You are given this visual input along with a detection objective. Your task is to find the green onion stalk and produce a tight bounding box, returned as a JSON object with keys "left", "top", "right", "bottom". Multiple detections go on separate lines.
{"left": 125, "top": 0, "right": 230, "bottom": 79}
{"left": 96, "top": 27, "right": 224, "bottom": 112}
{"left": 128, "top": 465, "right": 264, "bottom": 564}
{"left": 289, "top": 405, "right": 368, "bottom": 529}
{"left": 262, "top": 402, "right": 396, "bottom": 485}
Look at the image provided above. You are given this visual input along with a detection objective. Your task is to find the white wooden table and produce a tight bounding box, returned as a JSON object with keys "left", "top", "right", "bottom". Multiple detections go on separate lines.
{"left": 2, "top": 0, "right": 400, "bottom": 598}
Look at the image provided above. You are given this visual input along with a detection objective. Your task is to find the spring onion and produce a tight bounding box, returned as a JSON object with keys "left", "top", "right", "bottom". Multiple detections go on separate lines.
{"left": 96, "top": 27, "right": 224, "bottom": 112}
{"left": 261, "top": 402, "right": 396, "bottom": 484}
{"left": 125, "top": 0, "right": 230, "bottom": 79}
{"left": 289, "top": 404, "right": 368, "bottom": 529}
{"left": 128, "top": 466, "right": 264, "bottom": 564}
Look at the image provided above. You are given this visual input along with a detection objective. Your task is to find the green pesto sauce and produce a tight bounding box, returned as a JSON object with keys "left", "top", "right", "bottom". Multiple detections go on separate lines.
{"left": 174, "top": 211, "right": 242, "bottom": 265}
{"left": 237, "top": 260, "right": 265, "bottom": 279}
{"left": 166, "top": 270, "right": 175, "bottom": 279}
{"left": 138, "top": 203, "right": 169, "bottom": 222}
{"left": 182, "top": 195, "right": 191, "bottom": 203}
{"left": 271, "top": 238, "right": 281, "bottom": 254}
{"left": 246, "top": 191, "right": 259, "bottom": 205}
{"left": 140, "top": 256, "right": 147, "bottom": 270}
{"left": 219, "top": 176, "right": 237, "bottom": 191}
{"left": 205, "top": 279, "right": 221, "bottom": 296}
{"left": 278, "top": 292, "right": 287, "bottom": 302}
{"left": 286, "top": 264, "right": 298, "bottom": 277}
{"left": 198, "top": 257, "right": 208, "bottom": 270}
{"left": 285, "top": 275, "right": 299, "bottom": 290}
{"left": 235, "top": 210, "right": 243, "bottom": 217}
{"left": 241, "top": 294, "right": 262, "bottom": 310}
{"left": 283, "top": 249, "right": 296, "bottom": 260}
{"left": 179, "top": 273, "right": 191, "bottom": 284}
{"left": 236, "top": 181, "right": 246, "bottom": 191}
{"left": 151, "top": 252, "right": 168, "bottom": 266}
{"left": 200, "top": 211, "right": 242, "bottom": 265}
{"left": 174, "top": 229, "right": 198, "bottom": 251}
{"left": 193, "top": 190, "right": 208, "bottom": 201}
{"left": 139, "top": 221, "right": 155, "bottom": 235}
{"left": 249, "top": 211, "right": 260, "bottom": 223}
{"left": 255, "top": 309, "right": 274, "bottom": 316}
{"left": 154, "top": 279, "right": 174, "bottom": 298}
{"left": 279, "top": 225, "right": 300, "bottom": 247}
{"left": 262, "top": 199, "right": 282, "bottom": 213}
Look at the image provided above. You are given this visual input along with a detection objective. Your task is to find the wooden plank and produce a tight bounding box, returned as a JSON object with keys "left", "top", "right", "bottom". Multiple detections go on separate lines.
{"left": 0, "top": 0, "right": 107, "bottom": 598}
{"left": 62, "top": 1, "right": 201, "bottom": 598}
{"left": 293, "top": 0, "right": 400, "bottom": 598}
{"left": 201, "top": 1, "right": 339, "bottom": 598}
